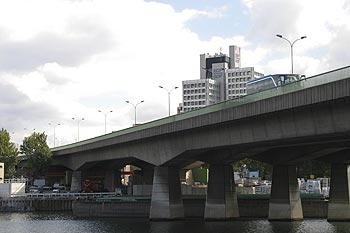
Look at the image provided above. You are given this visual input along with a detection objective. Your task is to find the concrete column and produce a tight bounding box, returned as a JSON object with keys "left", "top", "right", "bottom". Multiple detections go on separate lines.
{"left": 142, "top": 168, "right": 154, "bottom": 185}
{"left": 204, "top": 164, "right": 239, "bottom": 220}
{"left": 104, "top": 170, "right": 122, "bottom": 192}
{"left": 150, "top": 166, "right": 184, "bottom": 220}
{"left": 328, "top": 163, "right": 350, "bottom": 221}
{"left": 268, "top": 165, "right": 303, "bottom": 221}
{"left": 70, "top": 170, "right": 82, "bottom": 192}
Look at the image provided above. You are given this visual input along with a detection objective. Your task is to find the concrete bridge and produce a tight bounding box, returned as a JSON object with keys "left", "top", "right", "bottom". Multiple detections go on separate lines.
{"left": 52, "top": 66, "right": 350, "bottom": 221}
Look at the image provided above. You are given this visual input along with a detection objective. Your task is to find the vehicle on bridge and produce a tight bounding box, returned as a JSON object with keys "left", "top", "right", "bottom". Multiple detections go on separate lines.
{"left": 246, "top": 73, "right": 305, "bottom": 95}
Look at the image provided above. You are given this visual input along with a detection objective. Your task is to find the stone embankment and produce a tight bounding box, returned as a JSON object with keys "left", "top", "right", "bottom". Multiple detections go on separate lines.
{"left": 0, "top": 194, "right": 328, "bottom": 219}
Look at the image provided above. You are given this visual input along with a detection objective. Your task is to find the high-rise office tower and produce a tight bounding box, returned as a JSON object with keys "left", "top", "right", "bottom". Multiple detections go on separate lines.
{"left": 181, "top": 45, "right": 263, "bottom": 113}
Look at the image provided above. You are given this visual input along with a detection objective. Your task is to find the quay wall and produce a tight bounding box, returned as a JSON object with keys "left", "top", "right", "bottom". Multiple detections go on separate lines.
{"left": 0, "top": 196, "right": 328, "bottom": 218}
{"left": 73, "top": 196, "right": 329, "bottom": 218}
{"left": 0, "top": 198, "right": 72, "bottom": 212}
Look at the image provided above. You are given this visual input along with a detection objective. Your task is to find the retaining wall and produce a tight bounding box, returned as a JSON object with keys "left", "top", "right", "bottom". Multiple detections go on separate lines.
{"left": 0, "top": 196, "right": 329, "bottom": 218}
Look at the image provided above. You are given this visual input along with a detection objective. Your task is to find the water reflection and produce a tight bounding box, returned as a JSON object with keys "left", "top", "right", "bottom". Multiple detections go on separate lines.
{"left": 0, "top": 213, "right": 350, "bottom": 233}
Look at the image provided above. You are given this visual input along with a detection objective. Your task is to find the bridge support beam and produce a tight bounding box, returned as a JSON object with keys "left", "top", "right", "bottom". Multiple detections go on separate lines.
{"left": 204, "top": 164, "right": 239, "bottom": 220}
{"left": 150, "top": 166, "right": 184, "bottom": 220}
{"left": 70, "top": 170, "right": 82, "bottom": 192}
{"left": 268, "top": 165, "right": 303, "bottom": 221}
{"left": 328, "top": 163, "right": 350, "bottom": 221}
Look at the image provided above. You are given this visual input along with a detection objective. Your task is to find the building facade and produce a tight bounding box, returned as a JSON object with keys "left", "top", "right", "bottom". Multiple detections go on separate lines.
{"left": 181, "top": 45, "right": 264, "bottom": 112}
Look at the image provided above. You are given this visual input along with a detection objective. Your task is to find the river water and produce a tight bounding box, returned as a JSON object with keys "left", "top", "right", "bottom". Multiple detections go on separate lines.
{"left": 1, "top": 212, "right": 350, "bottom": 233}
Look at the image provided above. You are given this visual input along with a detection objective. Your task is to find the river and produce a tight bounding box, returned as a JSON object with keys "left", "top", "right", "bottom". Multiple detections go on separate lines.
{"left": 1, "top": 212, "right": 350, "bottom": 233}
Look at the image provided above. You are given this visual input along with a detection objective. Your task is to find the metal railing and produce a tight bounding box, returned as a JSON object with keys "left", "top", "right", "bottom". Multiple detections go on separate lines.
{"left": 11, "top": 192, "right": 118, "bottom": 199}
{"left": 4, "top": 178, "right": 27, "bottom": 184}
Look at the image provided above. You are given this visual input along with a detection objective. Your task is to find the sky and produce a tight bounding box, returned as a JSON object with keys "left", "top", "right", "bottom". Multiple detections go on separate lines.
{"left": 1, "top": 0, "right": 350, "bottom": 147}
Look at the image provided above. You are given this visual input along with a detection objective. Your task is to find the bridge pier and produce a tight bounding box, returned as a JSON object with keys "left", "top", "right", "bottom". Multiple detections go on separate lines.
{"left": 328, "top": 163, "right": 350, "bottom": 221}
{"left": 268, "top": 165, "right": 303, "bottom": 221}
{"left": 204, "top": 164, "right": 239, "bottom": 220}
{"left": 70, "top": 170, "right": 82, "bottom": 192}
{"left": 104, "top": 169, "right": 122, "bottom": 192}
{"left": 149, "top": 166, "right": 184, "bottom": 220}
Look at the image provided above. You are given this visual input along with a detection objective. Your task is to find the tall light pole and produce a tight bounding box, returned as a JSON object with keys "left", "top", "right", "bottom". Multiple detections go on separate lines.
{"left": 126, "top": 100, "right": 144, "bottom": 126}
{"left": 98, "top": 110, "right": 113, "bottom": 134}
{"left": 276, "top": 34, "right": 307, "bottom": 74}
{"left": 72, "top": 117, "right": 84, "bottom": 142}
{"left": 159, "top": 86, "right": 178, "bottom": 116}
{"left": 48, "top": 123, "right": 61, "bottom": 147}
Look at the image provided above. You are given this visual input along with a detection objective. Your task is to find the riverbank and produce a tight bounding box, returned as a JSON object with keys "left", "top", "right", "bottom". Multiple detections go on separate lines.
{"left": 0, "top": 195, "right": 328, "bottom": 219}
{"left": 73, "top": 195, "right": 328, "bottom": 218}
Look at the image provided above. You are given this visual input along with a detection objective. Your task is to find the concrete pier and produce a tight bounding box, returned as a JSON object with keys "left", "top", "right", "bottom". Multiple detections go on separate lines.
{"left": 70, "top": 171, "right": 82, "bottom": 192}
{"left": 328, "top": 163, "right": 350, "bottom": 221}
{"left": 104, "top": 169, "right": 122, "bottom": 192}
{"left": 268, "top": 165, "right": 303, "bottom": 221}
{"left": 149, "top": 166, "right": 184, "bottom": 220}
{"left": 204, "top": 164, "right": 239, "bottom": 220}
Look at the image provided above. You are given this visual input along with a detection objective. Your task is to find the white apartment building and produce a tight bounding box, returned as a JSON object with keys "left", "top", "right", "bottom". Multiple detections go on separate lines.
{"left": 226, "top": 67, "right": 264, "bottom": 99}
{"left": 182, "top": 79, "right": 220, "bottom": 112}
{"left": 181, "top": 45, "right": 264, "bottom": 113}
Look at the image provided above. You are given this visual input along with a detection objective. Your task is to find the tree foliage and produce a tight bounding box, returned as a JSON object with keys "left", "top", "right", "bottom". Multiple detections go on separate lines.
{"left": 296, "top": 160, "right": 331, "bottom": 179}
{"left": 233, "top": 158, "right": 273, "bottom": 180}
{"left": 21, "top": 132, "right": 52, "bottom": 179}
{"left": 232, "top": 158, "right": 331, "bottom": 180}
{"left": 0, "top": 128, "right": 19, "bottom": 178}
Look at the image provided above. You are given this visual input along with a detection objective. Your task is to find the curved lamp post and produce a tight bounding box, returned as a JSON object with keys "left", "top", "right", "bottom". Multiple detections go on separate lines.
{"left": 98, "top": 110, "right": 113, "bottom": 134}
{"left": 159, "top": 86, "right": 178, "bottom": 116}
{"left": 276, "top": 34, "right": 307, "bottom": 74}
{"left": 126, "top": 100, "right": 144, "bottom": 126}
{"left": 72, "top": 117, "right": 84, "bottom": 141}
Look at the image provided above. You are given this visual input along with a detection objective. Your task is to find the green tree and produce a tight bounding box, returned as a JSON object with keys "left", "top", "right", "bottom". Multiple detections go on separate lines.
{"left": 0, "top": 128, "right": 19, "bottom": 178}
{"left": 233, "top": 158, "right": 273, "bottom": 180}
{"left": 297, "top": 160, "right": 331, "bottom": 179}
{"left": 21, "top": 132, "right": 52, "bottom": 180}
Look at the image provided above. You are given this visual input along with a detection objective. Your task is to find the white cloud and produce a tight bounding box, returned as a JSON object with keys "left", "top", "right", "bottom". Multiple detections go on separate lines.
{"left": 1, "top": 0, "right": 349, "bottom": 147}
{"left": 0, "top": 0, "right": 204, "bottom": 146}
{"left": 181, "top": 5, "right": 229, "bottom": 20}
{"left": 240, "top": 0, "right": 350, "bottom": 75}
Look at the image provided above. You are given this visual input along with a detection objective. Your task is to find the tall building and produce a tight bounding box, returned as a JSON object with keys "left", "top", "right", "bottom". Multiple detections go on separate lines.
{"left": 181, "top": 45, "right": 263, "bottom": 113}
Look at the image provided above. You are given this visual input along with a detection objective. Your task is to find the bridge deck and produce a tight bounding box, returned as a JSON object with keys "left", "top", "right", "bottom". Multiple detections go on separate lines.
{"left": 52, "top": 66, "right": 350, "bottom": 153}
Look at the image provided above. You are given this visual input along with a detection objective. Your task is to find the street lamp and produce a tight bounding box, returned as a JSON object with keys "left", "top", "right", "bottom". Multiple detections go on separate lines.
{"left": 159, "top": 86, "right": 178, "bottom": 116}
{"left": 276, "top": 34, "right": 307, "bottom": 74}
{"left": 126, "top": 100, "right": 144, "bottom": 126}
{"left": 72, "top": 117, "right": 84, "bottom": 142}
{"left": 98, "top": 110, "right": 113, "bottom": 134}
{"left": 48, "top": 123, "right": 61, "bottom": 147}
